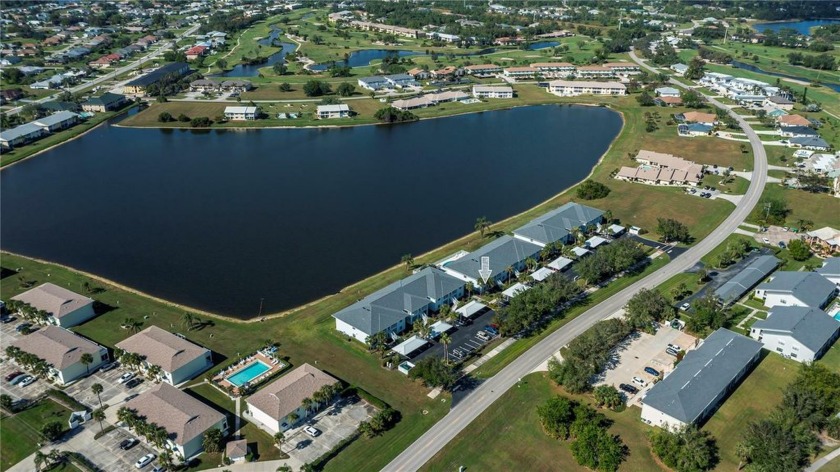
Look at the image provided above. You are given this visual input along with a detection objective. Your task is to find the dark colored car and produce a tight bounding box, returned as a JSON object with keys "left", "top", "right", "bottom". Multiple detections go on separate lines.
{"left": 15, "top": 323, "right": 31, "bottom": 332}
{"left": 5, "top": 371, "right": 23, "bottom": 382}
{"left": 119, "top": 438, "right": 139, "bottom": 450}
{"left": 99, "top": 362, "right": 117, "bottom": 372}
{"left": 778, "top": 241, "right": 786, "bottom": 249}
{"left": 125, "top": 378, "right": 142, "bottom": 389}
{"left": 618, "top": 383, "right": 638, "bottom": 394}
{"left": 1, "top": 315, "right": 16, "bottom": 324}
{"left": 644, "top": 367, "right": 661, "bottom": 377}
{"left": 484, "top": 326, "right": 499, "bottom": 336}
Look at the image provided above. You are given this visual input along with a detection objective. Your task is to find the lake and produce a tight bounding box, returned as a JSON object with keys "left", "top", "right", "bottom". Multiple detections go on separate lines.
{"left": 752, "top": 19, "right": 840, "bottom": 36}
{"left": 215, "top": 28, "right": 297, "bottom": 77}
{"left": 0, "top": 105, "right": 622, "bottom": 318}
{"left": 528, "top": 41, "right": 560, "bottom": 50}
{"left": 309, "top": 49, "right": 422, "bottom": 72}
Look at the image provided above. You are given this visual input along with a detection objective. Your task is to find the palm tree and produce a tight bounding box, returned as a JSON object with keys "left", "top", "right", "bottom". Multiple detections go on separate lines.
{"left": 80, "top": 353, "right": 93, "bottom": 375}
{"left": 401, "top": 254, "right": 414, "bottom": 270}
{"left": 540, "top": 245, "right": 553, "bottom": 262}
{"left": 440, "top": 333, "right": 451, "bottom": 364}
{"left": 735, "top": 442, "right": 751, "bottom": 470}
{"left": 47, "top": 450, "right": 64, "bottom": 468}
{"left": 474, "top": 216, "right": 491, "bottom": 237}
{"left": 525, "top": 257, "right": 537, "bottom": 272}
{"left": 91, "top": 383, "right": 104, "bottom": 408}
{"left": 93, "top": 408, "right": 106, "bottom": 434}
{"left": 203, "top": 428, "right": 222, "bottom": 453}
{"left": 181, "top": 312, "right": 194, "bottom": 331}
{"left": 34, "top": 451, "right": 47, "bottom": 472}
{"left": 123, "top": 318, "right": 143, "bottom": 333}
{"left": 465, "top": 282, "right": 474, "bottom": 298}
{"left": 301, "top": 397, "right": 314, "bottom": 415}
{"left": 603, "top": 209, "right": 613, "bottom": 224}
{"left": 505, "top": 265, "right": 515, "bottom": 283}
{"left": 288, "top": 412, "right": 299, "bottom": 425}
{"left": 153, "top": 427, "right": 169, "bottom": 449}
{"left": 274, "top": 431, "right": 286, "bottom": 445}
{"left": 147, "top": 364, "right": 162, "bottom": 381}
{"left": 158, "top": 451, "right": 174, "bottom": 470}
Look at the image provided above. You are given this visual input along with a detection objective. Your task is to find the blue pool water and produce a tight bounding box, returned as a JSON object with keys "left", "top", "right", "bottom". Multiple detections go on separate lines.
{"left": 834, "top": 313, "right": 840, "bottom": 322}
{"left": 227, "top": 361, "right": 270, "bottom": 387}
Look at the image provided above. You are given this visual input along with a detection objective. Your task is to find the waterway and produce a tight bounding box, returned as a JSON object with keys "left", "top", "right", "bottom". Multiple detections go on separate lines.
{"left": 528, "top": 41, "right": 560, "bottom": 50}
{"left": 216, "top": 28, "right": 297, "bottom": 77}
{"left": 0, "top": 105, "right": 622, "bottom": 318}
{"left": 309, "top": 49, "right": 423, "bottom": 72}
{"left": 730, "top": 60, "right": 840, "bottom": 93}
{"left": 752, "top": 19, "right": 840, "bottom": 36}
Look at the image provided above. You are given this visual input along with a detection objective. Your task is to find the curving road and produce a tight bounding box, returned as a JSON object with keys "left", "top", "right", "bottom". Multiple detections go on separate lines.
{"left": 383, "top": 50, "right": 768, "bottom": 472}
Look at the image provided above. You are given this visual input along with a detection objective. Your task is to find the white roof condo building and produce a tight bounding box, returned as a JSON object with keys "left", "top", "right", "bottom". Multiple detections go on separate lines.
{"left": 316, "top": 104, "right": 350, "bottom": 119}
{"left": 224, "top": 106, "right": 258, "bottom": 121}
{"left": 472, "top": 85, "right": 513, "bottom": 99}
{"left": 547, "top": 80, "right": 626, "bottom": 97}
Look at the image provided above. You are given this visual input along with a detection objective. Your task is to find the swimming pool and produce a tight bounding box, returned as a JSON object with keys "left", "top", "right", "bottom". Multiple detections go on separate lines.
{"left": 227, "top": 361, "right": 271, "bottom": 387}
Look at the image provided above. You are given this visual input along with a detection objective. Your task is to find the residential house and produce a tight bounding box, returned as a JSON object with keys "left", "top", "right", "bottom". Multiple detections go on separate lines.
{"left": 406, "top": 68, "right": 430, "bottom": 80}
{"left": 11, "top": 283, "right": 95, "bottom": 328}
{"left": 616, "top": 150, "right": 705, "bottom": 187}
{"left": 754, "top": 271, "right": 836, "bottom": 309}
{"left": 246, "top": 364, "right": 339, "bottom": 434}
{"left": 503, "top": 67, "right": 537, "bottom": 80}
{"left": 115, "top": 326, "right": 213, "bottom": 385}
{"left": 430, "top": 66, "right": 459, "bottom": 79}
{"left": 463, "top": 64, "right": 502, "bottom": 77}
{"left": 33, "top": 111, "right": 80, "bottom": 132}
{"left": 426, "top": 90, "right": 469, "bottom": 104}
{"left": 805, "top": 227, "right": 840, "bottom": 255}
{"left": 333, "top": 267, "right": 464, "bottom": 343}
{"left": 764, "top": 95, "right": 794, "bottom": 111}
{"left": 576, "top": 65, "right": 614, "bottom": 79}
{"left": 0, "top": 88, "right": 23, "bottom": 105}
{"left": 349, "top": 20, "right": 421, "bottom": 39}
{"left": 789, "top": 136, "right": 830, "bottom": 151}
{"left": 513, "top": 202, "right": 604, "bottom": 247}
{"left": 124, "top": 383, "right": 228, "bottom": 459}
{"left": 185, "top": 45, "right": 208, "bottom": 61}
{"left": 317, "top": 104, "right": 350, "bottom": 119}
{"left": 123, "top": 62, "right": 190, "bottom": 95}
{"left": 441, "top": 235, "right": 541, "bottom": 288}
{"left": 224, "top": 106, "right": 259, "bottom": 121}
{"left": 472, "top": 85, "right": 514, "bottom": 99}
{"left": 816, "top": 257, "right": 840, "bottom": 286}
{"left": 714, "top": 255, "right": 780, "bottom": 305}
{"left": 654, "top": 87, "right": 680, "bottom": 98}
{"left": 221, "top": 80, "right": 253, "bottom": 92}
{"left": 777, "top": 114, "right": 811, "bottom": 128}
{"left": 357, "top": 76, "right": 390, "bottom": 91}
{"left": 670, "top": 63, "right": 688, "bottom": 75}
{"left": 391, "top": 96, "right": 433, "bottom": 111}
{"left": 655, "top": 96, "right": 683, "bottom": 107}
{"left": 82, "top": 92, "right": 127, "bottom": 112}
{"left": 11, "top": 326, "right": 108, "bottom": 385}
{"left": 678, "top": 111, "right": 717, "bottom": 126}
{"left": 750, "top": 306, "right": 840, "bottom": 363}
{"left": 604, "top": 62, "right": 641, "bottom": 76}
{"left": 190, "top": 79, "right": 219, "bottom": 93}
{"left": 0, "top": 122, "right": 47, "bottom": 149}
{"left": 384, "top": 74, "right": 417, "bottom": 88}
{"left": 641, "top": 329, "right": 762, "bottom": 430}
{"left": 779, "top": 126, "right": 818, "bottom": 138}
{"left": 547, "top": 80, "right": 626, "bottom": 97}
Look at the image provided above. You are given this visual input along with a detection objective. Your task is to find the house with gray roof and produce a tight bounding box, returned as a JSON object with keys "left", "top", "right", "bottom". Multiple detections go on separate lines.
{"left": 441, "top": 235, "right": 542, "bottom": 288}
{"left": 357, "top": 76, "right": 391, "bottom": 91}
{"left": 641, "top": 328, "right": 762, "bottom": 430}
{"left": 754, "top": 271, "right": 836, "bottom": 309}
{"left": 0, "top": 122, "right": 46, "bottom": 149}
{"left": 714, "top": 255, "right": 780, "bottom": 305}
{"left": 750, "top": 306, "right": 840, "bottom": 363}
{"left": 33, "top": 110, "right": 80, "bottom": 132}
{"left": 116, "top": 326, "right": 213, "bottom": 385}
{"left": 512, "top": 202, "right": 604, "bottom": 247}
{"left": 11, "top": 326, "right": 108, "bottom": 385}
{"left": 82, "top": 92, "right": 127, "bottom": 112}
{"left": 11, "top": 283, "right": 95, "bottom": 328}
{"left": 789, "top": 136, "right": 830, "bottom": 151}
{"left": 333, "top": 267, "right": 464, "bottom": 343}
{"left": 816, "top": 257, "right": 840, "bottom": 286}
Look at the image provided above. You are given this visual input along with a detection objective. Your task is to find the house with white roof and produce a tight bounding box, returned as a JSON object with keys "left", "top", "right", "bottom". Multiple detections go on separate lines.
{"left": 33, "top": 110, "right": 80, "bottom": 132}
{"left": 317, "top": 104, "right": 350, "bottom": 119}
{"left": 547, "top": 80, "right": 626, "bottom": 97}
{"left": 750, "top": 306, "right": 840, "bottom": 363}
{"left": 11, "top": 283, "right": 95, "bottom": 328}
{"left": 654, "top": 87, "right": 680, "bottom": 98}
{"left": 116, "top": 326, "right": 213, "bottom": 385}
{"left": 224, "top": 106, "right": 258, "bottom": 121}
{"left": 11, "top": 326, "right": 108, "bottom": 385}
{"left": 754, "top": 271, "right": 836, "bottom": 309}
{"left": 472, "top": 85, "right": 513, "bottom": 98}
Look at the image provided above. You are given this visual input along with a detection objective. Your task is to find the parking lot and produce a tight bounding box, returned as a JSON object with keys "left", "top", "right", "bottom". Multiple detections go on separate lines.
{"left": 413, "top": 308, "right": 499, "bottom": 363}
{"left": 91, "top": 425, "right": 159, "bottom": 471}
{"left": 65, "top": 363, "right": 154, "bottom": 415}
{"left": 0, "top": 319, "right": 51, "bottom": 401}
{"left": 596, "top": 325, "right": 697, "bottom": 405}
{"left": 281, "top": 397, "right": 376, "bottom": 464}
{"left": 754, "top": 225, "right": 800, "bottom": 248}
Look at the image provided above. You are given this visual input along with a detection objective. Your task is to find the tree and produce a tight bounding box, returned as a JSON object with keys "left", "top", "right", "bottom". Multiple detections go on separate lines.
{"left": 302, "top": 80, "right": 331, "bottom": 97}
{"left": 279, "top": 82, "right": 292, "bottom": 92}
{"left": 203, "top": 428, "right": 223, "bottom": 453}
{"left": 474, "top": 216, "right": 491, "bottom": 237}
{"left": 274, "top": 431, "right": 285, "bottom": 445}
{"left": 636, "top": 90, "right": 655, "bottom": 106}
{"left": 272, "top": 62, "right": 287, "bottom": 75}
{"left": 93, "top": 408, "right": 106, "bottom": 434}
{"left": 787, "top": 239, "right": 811, "bottom": 261}
{"left": 0, "top": 394, "right": 13, "bottom": 412}
{"left": 570, "top": 423, "right": 626, "bottom": 472}
{"left": 537, "top": 395, "right": 576, "bottom": 439}
{"left": 191, "top": 116, "right": 212, "bottom": 127}
{"left": 593, "top": 385, "right": 623, "bottom": 410}
{"left": 657, "top": 218, "right": 691, "bottom": 243}
{"left": 740, "top": 416, "right": 819, "bottom": 472}
{"left": 34, "top": 451, "right": 47, "bottom": 472}
{"left": 440, "top": 333, "right": 451, "bottom": 364}
{"left": 625, "top": 289, "right": 674, "bottom": 331}
{"left": 366, "top": 331, "right": 389, "bottom": 354}
{"left": 177, "top": 113, "right": 190, "bottom": 122}
{"left": 181, "top": 312, "right": 195, "bottom": 330}
{"left": 123, "top": 317, "right": 142, "bottom": 333}
{"left": 576, "top": 180, "right": 611, "bottom": 200}
{"left": 336, "top": 82, "right": 355, "bottom": 97}
{"left": 80, "top": 353, "right": 94, "bottom": 375}
{"left": 650, "top": 426, "right": 719, "bottom": 472}
{"left": 408, "top": 356, "right": 460, "bottom": 390}
{"left": 277, "top": 465, "right": 293, "bottom": 472}
{"left": 91, "top": 383, "right": 104, "bottom": 408}
{"left": 401, "top": 254, "right": 414, "bottom": 270}
{"left": 373, "top": 107, "right": 417, "bottom": 123}
{"left": 41, "top": 421, "right": 63, "bottom": 441}
{"left": 684, "top": 57, "right": 706, "bottom": 80}
{"left": 158, "top": 112, "right": 173, "bottom": 122}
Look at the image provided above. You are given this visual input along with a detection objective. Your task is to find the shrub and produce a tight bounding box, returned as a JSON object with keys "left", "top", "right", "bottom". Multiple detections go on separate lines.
{"left": 190, "top": 116, "right": 212, "bottom": 127}
{"left": 576, "top": 180, "right": 611, "bottom": 200}
{"left": 177, "top": 113, "right": 190, "bottom": 122}
{"left": 157, "top": 112, "right": 173, "bottom": 122}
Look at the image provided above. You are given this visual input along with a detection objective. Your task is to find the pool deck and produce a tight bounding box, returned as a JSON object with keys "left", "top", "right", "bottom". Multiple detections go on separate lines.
{"left": 214, "top": 351, "right": 285, "bottom": 394}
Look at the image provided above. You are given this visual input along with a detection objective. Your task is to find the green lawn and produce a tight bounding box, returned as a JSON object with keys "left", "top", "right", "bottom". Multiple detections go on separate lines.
{"left": 702, "top": 352, "right": 801, "bottom": 470}
{"left": 747, "top": 184, "right": 840, "bottom": 229}
{"left": 819, "top": 338, "right": 840, "bottom": 373}
{"left": 422, "top": 372, "right": 666, "bottom": 472}
{"left": 0, "top": 399, "right": 73, "bottom": 471}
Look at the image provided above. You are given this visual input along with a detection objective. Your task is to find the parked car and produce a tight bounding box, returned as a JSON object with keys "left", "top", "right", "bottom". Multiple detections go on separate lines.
{"left": 9, "top": 374, "right": 29, "bottom": 385}
{"left": 304, "top": 426, "right": 321, "bottom": 438}
{"left": 19, "top": 375, "right": 36, "bottom": 387}
{"left": 632, "top": 376, "right": 647, "bottom": 387}
{"left": 703, "top": 193, "right": 711, "bottom": 199}
{"left": 124, "top": 394, "right": 140, "bottom": 402}
{"left": 125, "top": 378, "right": 142, "bottom": 389}
{"left": 667, "top": 343, "right": 682, "bottom": 352}
{"left": 152, "top": 466, "right": 166, "bottom": 472}
{"left": 99, "top": 362, "right": 117, "bottom": 372}
{"left": 5, "top": 371, "right": 23, "bottom": 382}
{"left": 644, "top": 367, "right": 661, "bottom": 377}
{"left": 680, "top": 302, "right": 690, "bottom": 311}
{"left": 618, "top": 383, "right": 638, "bottom": 394}
{"left": 119, "top": 438, "right": 139, "bottom": 450}
{"left": 15, "top": 323, "right": 31, "bottom": 333}
{"left": 665, "top": 347, "right": 679, "bottom": 357}
{"left": 476, "top": 331, "right": 490, "bottom": 341}
{"left": 1, "top": 315, "right": 16, "bottom": 324}
{"left": 484, "top": 326, "right": 498, "bottom": 336}
{"left": 762, "top": 238, "right": 770, "bottom": 244}
{"left": 135, "top": 453, "right": 156, "bottom": 469}
{"left": 778, "top": 241, "right": 786, "bottom": 249}
{"left": 118, "top": 372, "right": 135, "bottom": 384}
{"left": 455, "top": 318, "right": 471, "bottom": 327}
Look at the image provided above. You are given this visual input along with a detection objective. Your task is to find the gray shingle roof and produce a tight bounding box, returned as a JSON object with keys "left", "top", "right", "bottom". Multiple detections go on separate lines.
{"left": 85, "top": 92, "right": 125, "bottom": 107}
{"left": 116, "top": 326, "right": 209, "bottom": 373}
{"left": 513, "top": 202, "right": 603, "bottom": 246}
{"left": 11, "top": 283, "right": 93, "bottom": 319}
{"left": 756, "top": 271, "right": 836, "bottom": 307}
{"left": 817, "top": 257, "right": 840, "bottom": 278}
{"left": 124, "top": 383, "right": 225, "bottom": 446}
{"left": 642, "top": 328, "right": 762, "bottom": 425}
{"left": 443, "top": 235, "right": 542, "bottom": 281}
{"left": 126, "top": 62, "right": 189, "bottom": 87}
{"left": 11, "top": 326, "right": 103, "bottom": 370}
{"left": 790, "top": 136, "right": 830, "bottom": 149}
{"left": 0, "top": 122, "right": 45, "bottom": 142}
{"left": 715, "top": 255, "right": 780, "bottom": 304}
{"left": 333, "top": 267, "right": 464, "bottom": 336}
{"left": 752, "top": 306, "right": 840, "bottom": 353}
{"left": 246, "top": 363, "right": 338, "bottom": 421}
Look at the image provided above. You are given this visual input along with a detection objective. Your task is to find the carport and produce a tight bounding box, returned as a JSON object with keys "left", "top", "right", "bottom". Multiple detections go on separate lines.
{"left": 530, "top": 267, "right": 555, "bottom": 282}
{"left": 456, "top": 301, "right": 486, "bottom": 319}
{"left": 548, "top": 256, "right": 574, "bottom": 271}
{"left": 429, "top": 321, "right": 453, "bottom": 339}
{"left": 392, "top": 336, "right": 429, "bottom": 358}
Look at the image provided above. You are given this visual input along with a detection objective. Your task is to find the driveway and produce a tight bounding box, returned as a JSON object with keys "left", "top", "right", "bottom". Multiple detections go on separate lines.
{"left": 64, "top": 364, "right": 154, "bottom": 414}
{"left": 281, "top": 397, "right": 376, "bottom": 465}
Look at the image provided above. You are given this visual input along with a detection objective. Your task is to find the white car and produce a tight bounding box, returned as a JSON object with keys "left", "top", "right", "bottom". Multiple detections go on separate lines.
{"left": 19, "top": 376, "right": 36, "bottom": 387}
{"left": 762, "top": 238, "right": 770, "bottom": 244}
{"left": 667, "top": 343, "right": 683, "bottom": 352}
{"left": 632, "top": 376, "right": 647, "bottom": 387}
{"left": 303, "top": 426, "right": 321, "bottom": 438}
{"left": 135, "top": 453, "right": 156, "bottom": 469}
{"left": 680, "top": 302, "right": 690, "bottom": 311}
{"left": 119, "top": 372, "right": 136, "bottom": 384}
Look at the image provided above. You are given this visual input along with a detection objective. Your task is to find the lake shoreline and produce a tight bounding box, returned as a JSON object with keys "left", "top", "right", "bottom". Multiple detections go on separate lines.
{"left": 2, "top": 104, "right": 625, "bottom": 323}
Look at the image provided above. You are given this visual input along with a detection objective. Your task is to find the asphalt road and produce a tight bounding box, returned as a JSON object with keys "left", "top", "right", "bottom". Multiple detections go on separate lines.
{"left": 382, "top": 50, "right": 769, "bottom": 471}
{"left": 5, "top": 23, "right": 200, "bottom": 116}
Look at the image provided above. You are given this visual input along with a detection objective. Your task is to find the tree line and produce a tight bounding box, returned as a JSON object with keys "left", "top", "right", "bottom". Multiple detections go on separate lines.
{"left": 548, "top": 319, "right": 634, "bottom": 394}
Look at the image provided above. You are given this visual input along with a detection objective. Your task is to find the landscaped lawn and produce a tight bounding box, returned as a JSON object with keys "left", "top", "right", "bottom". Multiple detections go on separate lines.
{"left": 0, "top": 399, "right": 73, "bottom": 471}
{"left": 748, "top": 184, "right": 840, "bottom": 229}
{"left": 703, "top": 352, "right": 801, "bottom": 470}
{"left": 422, "top": 372, "right": 666, "bottom": 472}
{"left": 818, "top": 338, "right": 840, "bottom": 373}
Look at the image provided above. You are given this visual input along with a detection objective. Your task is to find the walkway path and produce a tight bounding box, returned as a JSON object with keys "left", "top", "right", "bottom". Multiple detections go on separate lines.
{"left": 381, "top": 48, "right": 770, "bottom": 472}
{"left": 463, "top": 338, "right": 516, "bottom": 374}
{"left": 805, "top": 447, "right": 840, "bottom": 471}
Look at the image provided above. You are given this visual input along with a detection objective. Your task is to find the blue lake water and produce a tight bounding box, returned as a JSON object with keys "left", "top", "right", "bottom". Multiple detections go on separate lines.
{"left": 528, "top": 41, "right": 560, "bottom": 50}
{"left": 752, "top": 19, "right": 840, "bottom": 36}
{"left": 215, "top": 28, "right": 297, "bottom": 77}
{"left": 309, "top": 49, "right": 423, "bottom": 71}
{"left": 0, "top": 105, "right": 622, "bottom": 317}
